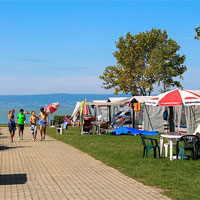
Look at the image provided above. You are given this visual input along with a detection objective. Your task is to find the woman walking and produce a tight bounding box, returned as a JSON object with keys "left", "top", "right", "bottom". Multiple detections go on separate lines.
{"left": 8, "top": 109, "right": 16, "bottom": 143}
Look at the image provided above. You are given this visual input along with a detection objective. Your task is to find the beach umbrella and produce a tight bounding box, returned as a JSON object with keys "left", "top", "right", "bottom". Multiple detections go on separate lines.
{"left": 145, "top": 89, "right": 200, "bottom": 106}
{"left": 83, "top": 99, "right": 91, "bottom": 115}
{"left": 45, "top": 102, "right": 60, "bottom": 114}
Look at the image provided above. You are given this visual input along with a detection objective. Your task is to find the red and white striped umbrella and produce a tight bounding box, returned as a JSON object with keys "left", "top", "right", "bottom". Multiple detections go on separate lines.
{"left": 145, "top": 89, "right": 200, "bottom": 106}
{"left": 45, "top": 102, "right": 60, "bottom": 114}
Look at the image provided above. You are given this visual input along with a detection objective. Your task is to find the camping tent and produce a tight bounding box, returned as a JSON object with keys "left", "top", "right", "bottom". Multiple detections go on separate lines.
{"left": 86, "top": 101, "right": 125, "bottom": 122}
{"left": 144, "top": 90, "right": 200, "bottom": 134}
{"left": 184, "top": 90, "right": 200, "bottom": 134}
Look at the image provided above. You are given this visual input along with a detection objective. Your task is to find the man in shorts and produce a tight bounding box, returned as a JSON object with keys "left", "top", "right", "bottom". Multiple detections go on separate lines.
{"left": 38, "top": 107, "right": 49, "bottom": 141}
{"left": 30, "top": 111, "right": 38, "bottom": 141}
{"left": 17, "top": 109, "right": 26, "bottom": 140}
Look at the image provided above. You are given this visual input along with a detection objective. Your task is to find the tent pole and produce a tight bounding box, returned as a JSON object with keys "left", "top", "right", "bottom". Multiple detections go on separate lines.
{"left": 169, "top": 106, "right": 175, "bottom": 132}
{"left": 131, "top": 103, "right": 135, "bottom": 128}
{"left": 108, "top": 105, "right": 111, "bottom": 123}
{"left": 178, "top": 106, "right": 181, "bottom": 134}
{"left": 191, "top": 106, "right": 197, "bottom": 133}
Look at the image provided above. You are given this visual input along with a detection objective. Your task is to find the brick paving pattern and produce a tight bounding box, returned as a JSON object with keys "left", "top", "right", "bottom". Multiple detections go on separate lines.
{"left": 0, "top": 127, "right": 170, "bottom": 200}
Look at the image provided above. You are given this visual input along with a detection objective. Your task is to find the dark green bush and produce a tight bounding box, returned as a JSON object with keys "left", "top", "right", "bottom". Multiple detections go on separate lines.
{"left": 54, "top": 115, "right": 65, "bottom": 124}
{"left": 54, "top": 115, "right": 72, "bottom": 124}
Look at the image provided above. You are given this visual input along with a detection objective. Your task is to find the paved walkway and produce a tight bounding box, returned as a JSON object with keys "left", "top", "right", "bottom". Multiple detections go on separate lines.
{"left": 0, "top": 127, "right": 170, "bottom": 200}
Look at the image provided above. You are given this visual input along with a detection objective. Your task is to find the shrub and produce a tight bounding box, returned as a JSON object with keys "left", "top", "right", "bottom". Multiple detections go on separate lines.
{"left": 53, "top": 115, "right": 72, "bottom": 125}
{"left": 54, "top": 115, "right": 65, "bottom": 124}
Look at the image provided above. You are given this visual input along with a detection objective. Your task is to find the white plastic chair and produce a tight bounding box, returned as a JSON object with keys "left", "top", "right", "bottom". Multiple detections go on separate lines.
{"left": 56, "top": 124, "right": 63, "bottom": 135}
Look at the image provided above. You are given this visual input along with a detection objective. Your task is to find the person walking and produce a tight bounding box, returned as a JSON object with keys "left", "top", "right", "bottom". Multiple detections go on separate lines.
{"left": 17, "top": 109, "right": 26, "bottom": 140}
{"left": 8, "top": 109, "right": 16, "bottom": 143}
{"left": 38, "top": 107, "right": 49, "bottom": 141}
{"left": 30, "top": 111, "right": 38, "bottom": 141}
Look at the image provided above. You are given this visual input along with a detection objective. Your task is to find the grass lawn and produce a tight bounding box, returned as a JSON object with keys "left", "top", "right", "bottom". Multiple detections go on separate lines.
{"left": 47, "top": 126, "right": 200, "bottom": 200}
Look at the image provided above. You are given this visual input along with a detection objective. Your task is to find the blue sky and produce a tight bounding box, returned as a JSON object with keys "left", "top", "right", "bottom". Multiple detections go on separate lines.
{"left": 0, "top": 0, "right": 199, "bottom": 95}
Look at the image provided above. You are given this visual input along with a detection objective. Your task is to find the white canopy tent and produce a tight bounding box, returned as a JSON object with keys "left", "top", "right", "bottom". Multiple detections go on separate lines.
{"left": 71, "top": 102, "right": 81, "bottom": 118}
{"left": 86, "top": 102, "right": 119, "bottom": 106}
{"left": 86, "top": 101, "right": 128, "bottom": 122}
{"left": 108, "top": 97, "right": 130, "bottom": 103}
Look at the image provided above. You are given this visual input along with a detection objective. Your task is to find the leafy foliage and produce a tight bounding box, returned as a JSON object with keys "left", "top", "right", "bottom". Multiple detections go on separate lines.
{"left": 54, "top": 115, "right": 66, "bottom": 124}
{"left": 195, "top": 26, "right": 200, "bottom": 39}
{"left": 100, "top": 28, "right": 187, "bottom": 95}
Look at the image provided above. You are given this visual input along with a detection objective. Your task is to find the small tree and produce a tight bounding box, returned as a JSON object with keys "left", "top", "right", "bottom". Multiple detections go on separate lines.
{"left": 100, "top": 28, "right": 187, "bottom": 95}
{"left": 195, "top": 27, "right": 200, "bottom": 40}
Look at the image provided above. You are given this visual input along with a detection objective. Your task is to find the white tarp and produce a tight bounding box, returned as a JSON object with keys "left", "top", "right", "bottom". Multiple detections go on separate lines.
{"left": 108, "top": 96, "right": 155, "bottom": 104}
{"left": 181, "top": 90, "right": 200, "bottom": 134}
{"left": 108, "top": 97, "right": 131, "bottom": 103}
{"left": 185, "top": 105, "right": 200, "bottom": 134}
{"left": 93, "top": 100, "right": 107, "bottom": 103}
{"left": 71, "top": 102, "right": 81, "bottom": 118}
{"left": 143, "top": 105, "right": 167, "bottom": 132}
{"left": 108, "top": 97, "right": 131, "bottom": 114}
{"left": 86, "top": 101, "right": 123, "bottom": 106}
{"left": 133, "top": 96, "right": 156, "bottom": 103}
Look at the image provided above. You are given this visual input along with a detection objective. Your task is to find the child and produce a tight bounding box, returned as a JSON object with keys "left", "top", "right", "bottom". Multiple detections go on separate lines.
{"left": 30, "top": 111, "right": 38, "bottom": 141}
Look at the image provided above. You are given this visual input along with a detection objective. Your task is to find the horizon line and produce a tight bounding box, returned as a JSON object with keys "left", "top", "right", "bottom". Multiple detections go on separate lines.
{"left": 0, "top": 92, "right": 131, "bottom": 96}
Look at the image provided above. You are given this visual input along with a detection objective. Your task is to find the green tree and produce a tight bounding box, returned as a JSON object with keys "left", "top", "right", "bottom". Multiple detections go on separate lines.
{"left": 99, "top": 28, "right": 187, "bottom": 96}
{"left": 195, "top": 27, "right": 200, "bottom": 39}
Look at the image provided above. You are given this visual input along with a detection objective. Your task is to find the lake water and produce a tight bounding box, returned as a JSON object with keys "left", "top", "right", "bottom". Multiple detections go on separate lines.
{"left": 0, "top": 93, "right": 130, "bottom": 124}
{"left": 0, "top": 107, "right": 74, "bottom": 124}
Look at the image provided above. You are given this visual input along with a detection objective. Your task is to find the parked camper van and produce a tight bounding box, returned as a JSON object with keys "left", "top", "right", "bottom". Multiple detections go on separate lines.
{"left": 112, "top": 110, "right": 132, "bottom": 128}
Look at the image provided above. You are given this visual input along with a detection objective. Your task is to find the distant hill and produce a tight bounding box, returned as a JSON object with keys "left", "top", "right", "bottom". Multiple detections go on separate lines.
{"left": 0, "top": 93, "right": 131, "bottom": 108}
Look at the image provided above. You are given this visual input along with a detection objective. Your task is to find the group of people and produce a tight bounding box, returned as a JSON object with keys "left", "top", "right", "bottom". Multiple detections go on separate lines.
{"left": 8, "top": 107, "right": 49, "bottom": 143}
